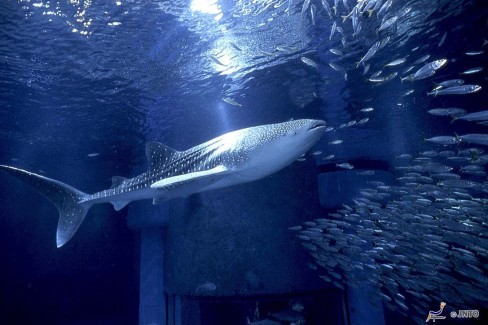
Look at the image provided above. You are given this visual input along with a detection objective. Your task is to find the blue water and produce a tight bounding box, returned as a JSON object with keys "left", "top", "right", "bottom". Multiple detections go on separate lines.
{"left": 1, "top": 0, "right": 488, "bottom": 324}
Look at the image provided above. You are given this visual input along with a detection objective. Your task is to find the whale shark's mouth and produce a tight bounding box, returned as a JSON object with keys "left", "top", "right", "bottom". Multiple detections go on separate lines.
{"left": 308, "top": 120, "right": 326, "bottom": 131}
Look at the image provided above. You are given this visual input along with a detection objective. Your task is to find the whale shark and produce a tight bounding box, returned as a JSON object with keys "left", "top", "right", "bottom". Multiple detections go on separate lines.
{"left": 1, "top": 119, "right": 326, "bottom": 247}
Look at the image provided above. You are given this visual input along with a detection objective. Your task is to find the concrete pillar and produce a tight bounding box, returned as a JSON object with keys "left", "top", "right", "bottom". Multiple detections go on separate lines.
{"left": 128, "top": 201, "right": 170, "bottom": 325}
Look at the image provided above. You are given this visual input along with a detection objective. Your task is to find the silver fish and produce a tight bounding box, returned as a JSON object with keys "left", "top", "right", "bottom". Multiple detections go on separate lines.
{"left": 384, "top": 72, "right": 398, "bottom": 82}
{"left": 465, "top": 50, "right": 484, "bottom": 56}
{"left": 397, "top": 5, "right": 412, "bottom": 18}
{"left": 410, "top": 59, "right": 447, "bottom": 81}
{"left": 329, "top": 140, "right": 343, "bottom": 145}
{"left": 364, "top": 0, "right": 379, "bottom": 13}
{"left": 301, "top": 56, "right": 319, "bottom": 69}
{"left": 353, "top": 21, "right": 362, "bottom": 37}
{"left": 329, "top": 61, "right": 343, "bottom": 71}
{"left": 436, "top": 79, "right": 464, "bottom": 88}
{"left": 385, "top": 58, "right": 406, "bottom": 67}
{"left": 438, "top": 32, "right": 447, "bottom": 47}
{"left": 459, "top": 134, "right": 488, "bottom": 146}
{"left": 427, "top": 108, "right": 466, "bottom": 117}
{"left": 413, "top": 54, "right": 430, "bottom": 65}
{"left": 371, "top": 70, "right": 383, "bottom": 78}
{"left": 402, "top": 66, "right": 415, "bottom": 74}
{"left": 369, "top": 77, "right": 386, "bottom": 83}
{"left": 372, "top": 0, "right": 383, "bottom": 13}
{"left": 461, "top": 67, "right": 483, "bottom": 75}
{"left": 321, "top": 0, "right": 333, "bottom": 19}
{"left": 363, "top": 63, "right": 370, "bottom": 75}
{"left": 222, "top": 97, "right": 242, "bottom": 107}
{"left": 425, "top": 136, "right": 460, "bottom": 145}
{"left": 357, "top": 41, "right": 381, "bottom": 67}
{"left": 379, "top": 36, "right": 391, "bottom": 49}
{"left": 333, "top": 0, "right": 339, "bottom": 15}
{"left": 377, "top": 0, "right": 392, "bottom": 17}
{"left": 378, "top": 16, "right": 398, "bottom": 31}
{"left": 310, "top": 4, "right": 317, "bottom": 25}
{"left": 330, "top": 48, "right": 343, "bottom": 56}
{"left": 456, "top": 110, "right": 488, "bottom": 122}
{"left": 330, "top": 21, "right": 337, "bottom": 40}
{"left": 401, "top": 89, "right": 414, "bottom": 96}
{"left": 428, "top": 85, "right": 481, "bottom": 96}
{"left": 336, "top": 162, "right": 354, "bottom": 169}
{"left": 357, "top": 117, "right": 369, "bottom": 124}
{"left": 301, "top": 0, "right": 311, "bottom": 18}
{"left": 361, "top": 107, "right": 374, "bottom": 112}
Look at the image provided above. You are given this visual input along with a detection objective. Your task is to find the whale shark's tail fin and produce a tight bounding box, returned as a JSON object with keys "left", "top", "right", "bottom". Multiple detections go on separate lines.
{"left": 0, "top": 165, "right": 93, "bottom": 248}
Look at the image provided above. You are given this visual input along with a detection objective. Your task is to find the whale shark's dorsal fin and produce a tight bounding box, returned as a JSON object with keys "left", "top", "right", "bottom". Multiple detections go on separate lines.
{"left": 111, "top": 176, "right": 128, "bottom": 188}
{"left": 146, "top": 141, "right": 179, "bottom": 169}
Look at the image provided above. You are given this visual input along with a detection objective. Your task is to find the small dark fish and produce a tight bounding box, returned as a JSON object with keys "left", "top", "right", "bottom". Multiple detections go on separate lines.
{"left": 229, "top": 42, "right": 242, "bottom": 51}
{"left": 196, "top": 281, "right": 216, "bottom": 293}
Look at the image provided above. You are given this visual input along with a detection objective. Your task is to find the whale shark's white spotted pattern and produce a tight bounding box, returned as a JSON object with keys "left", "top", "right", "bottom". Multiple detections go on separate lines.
{"left": 1, "top": 119, "right": 326, "bottom": 247}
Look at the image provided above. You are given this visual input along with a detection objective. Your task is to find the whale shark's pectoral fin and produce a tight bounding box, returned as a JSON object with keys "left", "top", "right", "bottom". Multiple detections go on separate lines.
{"left": 150, "top": 165, "right": 229, "bottom": 199}
{"left": 152, "top": 196, "right": 166, "bottom": 204}
{"left": 112, "top": 201, "right": 130, "bottom": 211}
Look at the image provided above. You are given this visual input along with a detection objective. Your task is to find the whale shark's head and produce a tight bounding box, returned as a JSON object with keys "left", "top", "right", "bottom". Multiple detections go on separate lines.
{"left": 278, "top": 119, "right": 327, "bottom": 148}
{"left": 232, "top": 119, "right": 326, "bottom": 179}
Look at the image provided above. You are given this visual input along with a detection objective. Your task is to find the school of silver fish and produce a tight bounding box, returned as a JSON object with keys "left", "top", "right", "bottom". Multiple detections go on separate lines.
{"left": 291, "top": 0, "right": 487, "bottom": 323}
